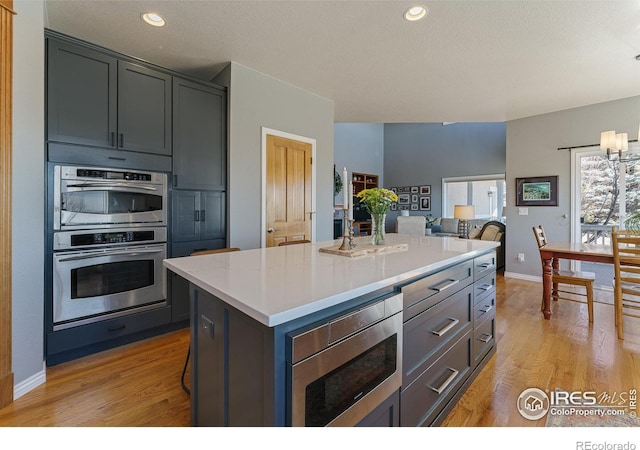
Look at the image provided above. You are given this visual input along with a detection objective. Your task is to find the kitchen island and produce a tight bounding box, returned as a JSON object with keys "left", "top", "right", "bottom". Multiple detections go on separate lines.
{"left": 163, "top": 233, "right": 500, "bottom": 427}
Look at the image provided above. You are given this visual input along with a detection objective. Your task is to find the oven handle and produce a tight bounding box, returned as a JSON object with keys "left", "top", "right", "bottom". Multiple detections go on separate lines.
{"left": 57, "top": 248, "right": 165, "bottom": 262}
{"left": 65, "top": 183, "right": 158, "bottom": 191}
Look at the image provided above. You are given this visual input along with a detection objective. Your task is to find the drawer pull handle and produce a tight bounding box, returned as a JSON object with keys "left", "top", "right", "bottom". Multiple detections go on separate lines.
{"left": 480, "top": 305, "right": 493, "bottom": 313}
{"left": 478, "top": 333, "right": 493, "bottom": 343}
{"left": 479, "top": 284, "right": 493, "bottom": 291}
{"left": 478, "top": 262, "right": 494, "bottom": 269}
{"left": 431, "top": 318, "right": 459, "bottom": 337}
{"left": 429, "top": 368, "right": 459, "bottom": 394}
{"left": 431, "top": 279, "right": 459, "bottom": 292}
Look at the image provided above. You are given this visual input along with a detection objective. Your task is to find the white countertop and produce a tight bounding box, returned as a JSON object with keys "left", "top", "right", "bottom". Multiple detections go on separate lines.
{"left": 163, "top": 233, "right": 499, "bottom": 327}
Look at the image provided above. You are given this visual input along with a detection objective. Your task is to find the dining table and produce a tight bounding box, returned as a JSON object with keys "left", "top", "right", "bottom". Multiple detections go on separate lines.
{"left": 538, "top": 241, "right": 613, "bottom": 319}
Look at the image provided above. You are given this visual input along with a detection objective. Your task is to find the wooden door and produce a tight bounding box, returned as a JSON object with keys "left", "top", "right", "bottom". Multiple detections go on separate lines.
{"left": 265, "top": 135, "right": 312, "bottom": 247}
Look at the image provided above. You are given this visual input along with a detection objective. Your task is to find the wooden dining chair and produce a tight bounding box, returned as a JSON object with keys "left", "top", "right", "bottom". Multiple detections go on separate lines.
{"left": 532, "top": 225, "right": 595, "bottom": 322}
{"left": 611, "top": 226, "right": 640, "bottom": 339}
{"left": 181, "top": 246, "right": 241, "bottom": 395}
{"left": 190, "top": 247, "right": 241, "bottom": 256}
{"left": 278, "top": 240, "right": 311, "bottom": 246}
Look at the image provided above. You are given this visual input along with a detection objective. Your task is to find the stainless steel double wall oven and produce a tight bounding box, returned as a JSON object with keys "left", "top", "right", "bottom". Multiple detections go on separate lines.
{"left": 51, "top": 165, "right": 168, "bottom": 330}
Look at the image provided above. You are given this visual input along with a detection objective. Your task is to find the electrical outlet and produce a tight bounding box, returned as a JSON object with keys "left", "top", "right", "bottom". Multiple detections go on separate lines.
{"left": 517, "top": 253, "right": 525, "bottom": 262}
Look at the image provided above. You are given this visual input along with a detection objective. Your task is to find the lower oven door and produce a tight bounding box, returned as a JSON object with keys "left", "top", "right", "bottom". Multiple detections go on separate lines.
{"left": 289, "top": 303, "right": 402, "bottom": 427}
{"left": 52, "top": 243, "right": 167, "bottom": 329}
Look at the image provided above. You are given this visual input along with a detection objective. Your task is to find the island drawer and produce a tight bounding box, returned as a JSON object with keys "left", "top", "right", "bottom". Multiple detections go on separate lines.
{"left": 474, "top": 251, "right": 497, "bottom": 280}
{"left": 402, "top": 284, "right": 473, "bottom": 388}
{"left": 400, "top": 331, "right": 472, "bottom": 427}
{"left": 473, "top": 291, "right": 495, "bottom": 325}
{"left": 473, "top": 310, "right": 496, "bottom": 366}
{"left": 399, "top": 260, "right": 473, "bottom": 321}
{"left": 473, "top": 272, "right": 496, "bottom": 305}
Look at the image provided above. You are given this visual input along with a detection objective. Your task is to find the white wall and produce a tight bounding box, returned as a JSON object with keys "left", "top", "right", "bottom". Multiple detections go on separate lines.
{"left": 505, "top": 95, "right": 640, "bottom": 278}
{"left": 214, "top": 62, "right": 335, "bottom": 250}
{"left": 12, "top": 0, "right": 45, "bottom": 390}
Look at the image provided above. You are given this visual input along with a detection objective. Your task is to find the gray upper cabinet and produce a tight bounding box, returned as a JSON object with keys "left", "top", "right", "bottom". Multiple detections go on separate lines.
{"left": 47, "top": 39, "right": 117, "bottom": 148}
{"left": 117, "top": 62, "right": 172, "bottom": 155}
{"left": 47, "top": 37, "right": 172, "bottom": 156}
{"left": 172, "top": 78, "right": 226, "bottom": 190}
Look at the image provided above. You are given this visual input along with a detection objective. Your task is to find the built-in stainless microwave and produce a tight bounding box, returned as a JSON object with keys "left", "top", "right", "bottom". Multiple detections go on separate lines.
{"left": 53, "top": 165, "right": 168, "bottom": 230}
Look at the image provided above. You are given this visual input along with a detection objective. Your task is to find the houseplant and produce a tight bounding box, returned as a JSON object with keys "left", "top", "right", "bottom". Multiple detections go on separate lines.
{"left": 356, "top": 187, "right": 398, "bottom": 245}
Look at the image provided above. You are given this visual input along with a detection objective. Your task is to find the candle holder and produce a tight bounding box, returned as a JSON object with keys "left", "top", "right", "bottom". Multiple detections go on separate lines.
{"left": 338, "top": 210, "right": 355, "bottom": 251}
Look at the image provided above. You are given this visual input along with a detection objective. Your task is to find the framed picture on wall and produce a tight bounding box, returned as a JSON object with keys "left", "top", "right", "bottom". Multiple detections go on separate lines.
{"left": 391, "top": 203, "right": 397, "bottom": 211}
{"left": 420, "top": 185, "right": 431, "bottom": 195}
{"left": 399, "top": 205, "right": 409, "bottom": 210}
{"left": 411, "top": 204, "right": 418, "bottom": 211}
{"left": 410, "top": 186, "right": 419, "bottom": 193}
{"left": 420, "top": 196, "right": 431, "bottom": 211}
{"left": 516, "top": 175, "right": 558, "bottom": 206}
{"left": 411, "top": 194, "right": 418, "bottom": 203}
{"left": 398, "top": 194, "right": 410, "bottom": 204}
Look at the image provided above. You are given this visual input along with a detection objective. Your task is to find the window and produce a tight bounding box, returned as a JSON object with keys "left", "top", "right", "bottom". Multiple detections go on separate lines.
{"left": 442, "top": 174, "right": 506, "bottom": 219}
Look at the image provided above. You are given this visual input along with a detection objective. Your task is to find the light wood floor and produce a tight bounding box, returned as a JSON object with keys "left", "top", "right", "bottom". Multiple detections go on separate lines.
{"left": 0, "top": 274, "right": 638, "bottom": 427}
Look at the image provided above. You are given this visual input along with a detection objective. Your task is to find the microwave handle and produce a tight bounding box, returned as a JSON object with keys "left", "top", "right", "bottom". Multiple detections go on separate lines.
{"left": 66, "top": 183, "right": 157, "bottom": 191}
{"left": 57, "top": 248, "right": 164, "bottom": 262}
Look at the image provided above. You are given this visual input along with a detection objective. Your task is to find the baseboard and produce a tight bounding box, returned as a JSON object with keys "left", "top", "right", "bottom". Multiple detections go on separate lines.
{"left": 503, "top": 271, "right": 541, "bottom": 282}
{"left": 14, "top": 361, "right": 46, "bottom": 400}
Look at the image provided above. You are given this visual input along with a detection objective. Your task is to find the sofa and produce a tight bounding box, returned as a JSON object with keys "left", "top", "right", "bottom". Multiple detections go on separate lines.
{"left": 431, "top": 218, "right": 505, "bottom": 270}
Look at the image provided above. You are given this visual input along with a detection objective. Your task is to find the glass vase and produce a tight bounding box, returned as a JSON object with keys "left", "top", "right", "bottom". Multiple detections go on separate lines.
{"left": 370, "top": 213, "right": 387, "bottom": 245}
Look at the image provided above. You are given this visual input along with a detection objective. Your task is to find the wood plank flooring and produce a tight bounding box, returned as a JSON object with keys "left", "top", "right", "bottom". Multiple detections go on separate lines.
{"left": 0, "top": 274, "right": 638, "bottom": 427}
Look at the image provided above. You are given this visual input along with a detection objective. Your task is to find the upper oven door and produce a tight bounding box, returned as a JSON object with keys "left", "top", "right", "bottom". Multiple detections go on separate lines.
{"left": 54, "top": 166, "right": 167, "bottom": 229}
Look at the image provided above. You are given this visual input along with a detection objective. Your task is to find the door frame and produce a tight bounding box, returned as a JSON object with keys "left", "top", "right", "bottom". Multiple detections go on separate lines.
{"left": 260, "top": 127, "right": 316, "bottom": 248}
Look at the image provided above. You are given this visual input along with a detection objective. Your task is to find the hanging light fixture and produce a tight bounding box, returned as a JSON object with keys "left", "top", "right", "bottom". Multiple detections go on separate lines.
{"left": 600, "top": 124, "right": 640, "bottom": 163}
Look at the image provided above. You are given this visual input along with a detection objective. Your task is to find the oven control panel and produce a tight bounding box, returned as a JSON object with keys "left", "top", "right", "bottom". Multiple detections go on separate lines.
{"left": 75, "top": 168, "right": 152, "bottom": 181}
{"left": 53, "top": 227, "right": 167, "bottom": 250}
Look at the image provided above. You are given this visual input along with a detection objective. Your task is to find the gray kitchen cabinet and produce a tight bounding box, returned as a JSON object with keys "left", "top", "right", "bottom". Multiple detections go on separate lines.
{"left": 398, "top": 252, "right": 497, "bottom": 427}
{"left": 170, "top": 190, "right": 226, "bottom": 323}
{"left": 47, "top": 36, "right": 172, "bottom": 156}
{"left": 172, "top": 190, "right": 226, "bottom": 245}
{"left": 172, "top": 77, "right": 227, "bottom": 191}
{"left": 47, "top": 38, "right": 117, "bottom": 149}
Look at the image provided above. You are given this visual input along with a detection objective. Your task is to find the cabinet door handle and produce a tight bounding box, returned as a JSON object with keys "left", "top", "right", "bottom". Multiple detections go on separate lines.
{"left": 110, "top": 131, "right": 116, "bottom": 147}
{"left": 119, "top": 133, "right": 124, "bottom": 148}
{"left": 194, "top": 210, "right": 200, "bottom": 222}
{"left": 200, "top": 210, "right": 205, "bottom": 222}
{"left": 429, "top": 367, "right": 459, "bottom": 394}
{"left": 478, "top": 262, "right": 494, "bottom": 269}
{"left": 108, "top": 324, "right": 126, "bottom": 332}
{"left": 173, "top": 175, "right": 178, "bottom": 187}
{"left": 477, "top": 333, "right": 493, "bottom": 343}
{"left": 480, "top": 305, "right": 493, "bottom": 314}
{"left": 431, "top": 317, "right": 459, "bottom": 337}
{"left": 479, "top": 284, "right": 493, "bottom": 291}
{"left": 431, "top": 278, "right": 459, "bottom": 292}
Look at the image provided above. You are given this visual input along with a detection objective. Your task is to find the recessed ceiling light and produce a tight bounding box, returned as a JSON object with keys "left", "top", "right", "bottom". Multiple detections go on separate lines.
{"left": 404, "top": 5, "right": 428, "bottom": 22}
{"left": 142, "top": 12, "right": 166, "bottom": 27}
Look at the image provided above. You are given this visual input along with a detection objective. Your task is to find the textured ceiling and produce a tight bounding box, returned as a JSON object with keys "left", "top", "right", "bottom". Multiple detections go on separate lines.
{"left": 43, "top": 0, "right": 640, "bottom": 123}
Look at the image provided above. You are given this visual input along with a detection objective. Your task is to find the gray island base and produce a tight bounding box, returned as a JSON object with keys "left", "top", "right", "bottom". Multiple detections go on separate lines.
{"left": 163, "top": 234, "right": 499, "bottom": 426}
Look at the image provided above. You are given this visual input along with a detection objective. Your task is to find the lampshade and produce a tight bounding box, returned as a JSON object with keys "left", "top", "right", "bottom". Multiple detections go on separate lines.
{"left": 616, "top": 133, "right": 629, "bottom": 152}
{"left": 600, "top": 130, "right": 616, "bottom": 150}
{"left": 453, "top": 205, "right": 475, "bottom": 220}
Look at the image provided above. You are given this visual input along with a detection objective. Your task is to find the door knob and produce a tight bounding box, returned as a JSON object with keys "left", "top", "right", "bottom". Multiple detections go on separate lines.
{"left": 267, "top": 228, "right": 274, "bottom": 233}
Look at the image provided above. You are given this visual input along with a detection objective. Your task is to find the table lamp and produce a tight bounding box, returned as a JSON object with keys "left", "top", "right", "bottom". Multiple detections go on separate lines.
{"left": 454, "top": 205, "right": 475, "bottom": 239}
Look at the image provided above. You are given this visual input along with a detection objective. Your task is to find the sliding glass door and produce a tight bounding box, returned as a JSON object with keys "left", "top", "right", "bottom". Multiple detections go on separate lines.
{"left": 571, "top": 147, "right": 640, "bottom": 288}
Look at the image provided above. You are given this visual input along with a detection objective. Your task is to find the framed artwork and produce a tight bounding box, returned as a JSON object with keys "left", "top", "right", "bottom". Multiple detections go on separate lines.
{"left": 420, "top": 196, "right": 431, "bottom": 211}
{"left": 391, "top": 187, "right": 397, "bottom": 193}
{"left": 411, "top": 204, "right": 418, "bottom": 211}
{"left": 390, "top": 203, "right": 397, "bottom": 211}
{"left": 398, "top": 186, "right": 410, "bottom": 193}
{"left": 410, "top": 186, "right": 419, "bottom": 193}
{"left": 411, "top": 194, "right": 418, "bottom": 203}
{"left": 420, "top": 185, "right": 431, "bottom": 195}
{"left": 398, "top": 194, "right": 410, "bottom": 204}
{"left": 516, "top": 176, "right": 558, "bottom": 206}
{"left": 399, "top": 205, "right": 410, "bottom": 210}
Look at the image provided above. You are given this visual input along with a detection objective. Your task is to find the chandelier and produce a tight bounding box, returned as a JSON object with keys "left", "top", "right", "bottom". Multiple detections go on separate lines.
{"left": 600, "top": 124, "right": 640, "bottom": 163}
